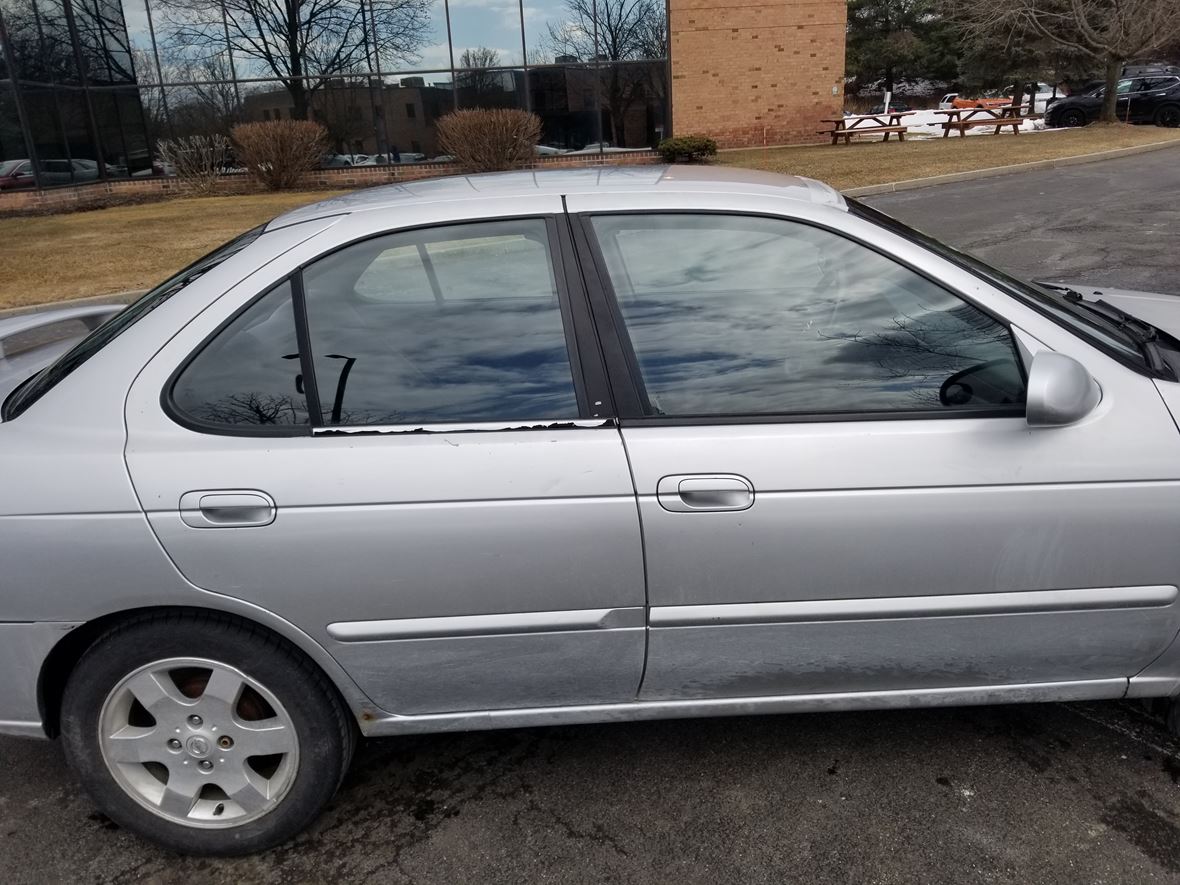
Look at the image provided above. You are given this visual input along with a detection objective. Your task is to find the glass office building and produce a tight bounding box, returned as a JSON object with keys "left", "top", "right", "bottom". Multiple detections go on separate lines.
{"left": 0, "top": 0, "right": 669, "bottom": 188}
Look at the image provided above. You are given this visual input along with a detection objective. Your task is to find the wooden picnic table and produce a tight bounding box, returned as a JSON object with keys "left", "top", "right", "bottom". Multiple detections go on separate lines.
{"left": 819, "top": 110, "right": 915, "bottom": 145}
{"left": 934, "top": 105, "right": 1027, "bottom": 137}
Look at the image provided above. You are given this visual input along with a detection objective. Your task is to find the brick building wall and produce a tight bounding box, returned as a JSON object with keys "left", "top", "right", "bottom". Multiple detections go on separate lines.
{"left": 669, "top": 0, "right": 847, "bottom": 148}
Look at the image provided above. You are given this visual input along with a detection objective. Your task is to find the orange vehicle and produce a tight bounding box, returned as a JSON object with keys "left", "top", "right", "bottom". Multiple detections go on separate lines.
{"left": 939, "top": 93, "right": 1011, "bottom": 109}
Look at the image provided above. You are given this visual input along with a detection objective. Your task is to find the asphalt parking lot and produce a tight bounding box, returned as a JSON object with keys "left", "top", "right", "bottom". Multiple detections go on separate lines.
{"left": 863, "top": 147, "right": 1180, "bottom": 296}
{"left": 3, "top": 149, "right": 1180, "bottom": 884}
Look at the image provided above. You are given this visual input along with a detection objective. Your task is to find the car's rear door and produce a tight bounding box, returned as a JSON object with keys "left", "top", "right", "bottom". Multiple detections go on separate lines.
{"left": 124, "top": 197, "right": 646, "bottom": 716}
{"left": 567, "top": 190, "right": 1180, "bottom": 703}
{"left": 1132, "top": 76, "right": 1180, "bottom": 121}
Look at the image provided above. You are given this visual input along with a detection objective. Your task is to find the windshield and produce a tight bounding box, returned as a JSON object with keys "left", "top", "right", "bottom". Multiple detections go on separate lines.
{"left": 2, "top": 225, "right": 265, "bottom": 421}
{"left": 847, "top": 199, "right": 1169, "bottom": 371}
{"left": 0, "top": 160, "right": 26, "bottom": 176}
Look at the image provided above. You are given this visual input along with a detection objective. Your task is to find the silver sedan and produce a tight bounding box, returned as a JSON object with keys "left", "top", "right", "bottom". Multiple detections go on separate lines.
{"left": 5, "top": 166, "right": 1180, "bottom": 854}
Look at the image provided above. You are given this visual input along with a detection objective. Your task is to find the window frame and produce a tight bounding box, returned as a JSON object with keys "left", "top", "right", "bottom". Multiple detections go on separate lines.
{"left": 572, "top": 209, "right": 1029, "bottom": 427}
{"left": 163, "top": 214, "right": 611, "bottom": 437}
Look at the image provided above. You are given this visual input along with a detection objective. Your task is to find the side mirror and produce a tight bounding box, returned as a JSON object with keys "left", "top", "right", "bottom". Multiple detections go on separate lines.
{"left": 1026, "top": 351, "right": 1101, "bottom": 427}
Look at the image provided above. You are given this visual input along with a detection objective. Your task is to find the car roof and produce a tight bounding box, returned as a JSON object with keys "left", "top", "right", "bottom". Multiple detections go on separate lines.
{"left": 266, "top": 165, "right": 846, "bottom": 230}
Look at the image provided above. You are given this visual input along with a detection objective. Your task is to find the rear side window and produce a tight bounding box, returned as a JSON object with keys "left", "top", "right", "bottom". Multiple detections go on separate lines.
{"left": 303, "top": 219, "right": 577, "bottom": 425}
{"left": 589, "top": 213, "right": 1026, "bottom": 418}
{"left": 169, "top": 218, "right": 581, "bottom": 431}
{"left": 171, "top": 281, "right": 308, "bottom": 427}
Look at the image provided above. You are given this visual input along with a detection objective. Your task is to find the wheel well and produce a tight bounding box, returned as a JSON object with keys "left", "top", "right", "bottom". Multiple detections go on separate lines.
{"left": 37, "top": 606, "right": 345, "bottom": 738}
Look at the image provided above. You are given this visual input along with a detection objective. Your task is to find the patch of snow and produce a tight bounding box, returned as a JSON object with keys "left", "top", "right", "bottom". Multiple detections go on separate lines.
{"left": 897, "top": 109, "right": 1049, "bottom": 139}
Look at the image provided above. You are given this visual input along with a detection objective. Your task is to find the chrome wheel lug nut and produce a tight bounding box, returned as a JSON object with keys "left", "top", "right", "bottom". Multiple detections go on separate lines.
{"left": 187, "top": 715, "right": 203, "bottom": 728}
{"left": 217, "top": 736, "right": 234, "bottom": 750}
{"left": 199, "top": 760, "right": 213, "bottom": 771}
{"left": 167, "top": 738, "right": 182, "bottom": 750}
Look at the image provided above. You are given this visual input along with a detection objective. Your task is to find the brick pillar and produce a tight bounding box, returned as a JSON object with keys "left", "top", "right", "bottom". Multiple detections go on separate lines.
{"left": 669, "top": 0, "right": 847, "bottom": 148}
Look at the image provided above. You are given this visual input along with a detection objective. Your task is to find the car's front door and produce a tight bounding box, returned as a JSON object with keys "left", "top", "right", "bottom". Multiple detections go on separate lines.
{"left": 124, "top": 205, "right": 646, "bottom": 716}
{"left": 569, "top": 196, "right": 1180, "bottom": 702}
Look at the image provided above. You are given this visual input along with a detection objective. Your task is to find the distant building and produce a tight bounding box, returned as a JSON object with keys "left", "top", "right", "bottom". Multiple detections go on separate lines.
{"left": 0, "top": 0, "right": 846, "bottom": 189}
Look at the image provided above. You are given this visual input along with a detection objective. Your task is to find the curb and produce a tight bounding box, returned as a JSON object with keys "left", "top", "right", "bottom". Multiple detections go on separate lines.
{"left": 842, "top": 138, "right": 1180, "bottom": 197}
{"left": 0, "top": 289, "right": 144, "bottom": 320}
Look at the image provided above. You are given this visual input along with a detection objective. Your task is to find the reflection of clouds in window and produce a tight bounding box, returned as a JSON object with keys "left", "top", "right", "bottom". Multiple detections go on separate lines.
{"left": 304, "top": 220, "right": 578, "bottom": 425}
{"left": 593, "top": 215, "right": 1025, "bottom": 416}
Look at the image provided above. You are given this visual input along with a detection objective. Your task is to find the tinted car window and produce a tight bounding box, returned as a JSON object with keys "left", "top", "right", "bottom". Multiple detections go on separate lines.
{"left": 590, "top": 214, "right": 1026, "bottom": 417}
{"left": 172, "top": 280, "right": 308, "bottom": 427}
{"left": 302, "top": 219, "right": 578, "bottom": 425}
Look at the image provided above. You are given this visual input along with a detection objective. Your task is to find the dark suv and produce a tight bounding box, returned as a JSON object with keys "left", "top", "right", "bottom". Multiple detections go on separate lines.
{"left": 1046, "top": 75, "right": 1180, "bottom": 128}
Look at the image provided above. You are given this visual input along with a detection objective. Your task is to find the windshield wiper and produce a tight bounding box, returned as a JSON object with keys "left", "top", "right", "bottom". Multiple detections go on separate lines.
{"left": 1056, "top": 288, "right": 1171, "bottom": 374}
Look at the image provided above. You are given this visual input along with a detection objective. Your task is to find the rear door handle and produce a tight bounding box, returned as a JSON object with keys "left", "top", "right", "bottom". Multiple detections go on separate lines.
{"left": 656, "top": 474, "right": 754, "bottom": 513}
{"left": 179, "top": 490, "right": 276, "bottom": 528}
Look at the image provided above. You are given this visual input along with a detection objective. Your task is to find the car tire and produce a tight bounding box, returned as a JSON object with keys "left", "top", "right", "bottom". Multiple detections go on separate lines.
{"left": 60, "top": 612, "right": 356, "bottom": 855}
{"left": 1059, "top": 109, "right": 1087, "bottom": 128}
{"left": 1155, "top": 104, "right": 1180, "bottom": 128}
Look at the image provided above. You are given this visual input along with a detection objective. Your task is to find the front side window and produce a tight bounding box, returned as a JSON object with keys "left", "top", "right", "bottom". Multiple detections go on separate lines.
{"left": 301, "top": 219, "right": 578, "bottom": 426}
{"left": 589, "top": 214, "right": 1025, "bottom": 418}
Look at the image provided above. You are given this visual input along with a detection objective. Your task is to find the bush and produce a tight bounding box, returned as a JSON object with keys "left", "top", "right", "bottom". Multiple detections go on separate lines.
{"left": 436, "top": 109, "right": 543, "bottom": 173}
{"left": 156, "top": 135, "right": 231, "bottom": 194}
{"left": 231, "top": 120, "right": 327, "bottom": 190}
{"left": 657, "top": 135, "right": 719, "bottom": 164}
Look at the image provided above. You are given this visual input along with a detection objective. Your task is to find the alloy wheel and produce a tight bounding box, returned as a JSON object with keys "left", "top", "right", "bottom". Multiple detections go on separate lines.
{"left": 97, "top": 658, "right": 299, "bottom": 828}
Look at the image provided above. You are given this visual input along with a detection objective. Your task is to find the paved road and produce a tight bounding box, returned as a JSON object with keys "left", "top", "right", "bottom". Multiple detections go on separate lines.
{"left": 863, "top": 147, "right": 1180, "bottom": 296}
{"left": 4, "top": 151, "right": 1180, "bottom": 884}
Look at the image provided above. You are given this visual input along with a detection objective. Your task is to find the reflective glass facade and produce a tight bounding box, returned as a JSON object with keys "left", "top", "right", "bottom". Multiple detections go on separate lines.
{"left": 0, "top": 0, "right": 669, "bottom": 189}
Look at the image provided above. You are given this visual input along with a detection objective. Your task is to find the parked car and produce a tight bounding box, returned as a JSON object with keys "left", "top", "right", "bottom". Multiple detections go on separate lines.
{"left": 0, "top": 158, "right": 36, "bottom": 190}
{"left": 0, "top": 158, "right": 101, "bottom": 188}
{"left": 868, "top": 101, "right": 912, "bottom": 113}
{"left": 131, "top": 159, "right": 176, "bottom": 178}
{"left": 1045, "top": 75, "right": 1180, "bottom": 127}
{"left": 1123, "top": 63, "right": 1180, "bottom": 78}
{"left": 941, "top": 94, "right": 1012, "bottom": 110}
{"left": 1009, "top": 82, "right": 1064, "bottom": 114}
{"left": 8, "top": 167, "right": 1180, "bottom": 855}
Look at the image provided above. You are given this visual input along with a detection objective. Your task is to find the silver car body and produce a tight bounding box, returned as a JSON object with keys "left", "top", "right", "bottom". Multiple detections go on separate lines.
{"left": 5, "top": 166, "right": 1180, "bottom": 739}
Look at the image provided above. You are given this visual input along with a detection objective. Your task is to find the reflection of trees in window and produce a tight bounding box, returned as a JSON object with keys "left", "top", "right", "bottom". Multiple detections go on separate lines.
{"left": 546, "top": 0, "right": 667, "bottom": 146}
{"left": 313, "top": 80, "right": 371, "bottom": 153}
{"left": 194, "top": 393, "right": 308, "bottom": 426}
{"left": 455, "top": 47, "right": 515, "bottom": 108}
{"left": 2, "top": 0, "right": 80, "bottom": 84}
{"left": 822, "top": 302, "right": 1021, "bottom": 408}
{"left": 159, "top": 0, "right": 433, "bottom": 120}
{"left": 72, "top": 0, "right": 136, "bottom": 84}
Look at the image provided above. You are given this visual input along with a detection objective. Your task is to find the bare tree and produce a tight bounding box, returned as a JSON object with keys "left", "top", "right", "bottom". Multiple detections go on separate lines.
{"left": 314, "top": 80, "right": 371, "bottom": 153}
{"left": 161, "top": 0, "right": 432, "bottom": 120}
{"left": 455, "top": 47, "right": 507, "bottom": 106}
{"left": 949, "top": 0, "right": 1180, "bottom": 121}
{"left": 546, "top": 0, "right": 667, "bottom": 146}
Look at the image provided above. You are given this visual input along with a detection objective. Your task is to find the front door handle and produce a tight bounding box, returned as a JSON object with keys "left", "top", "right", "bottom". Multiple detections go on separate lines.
{"left": 656, "top": 474, "right": 754, "bottom": 513}
{"left": 179, "top": 490, "right": 276, "bottom": 528}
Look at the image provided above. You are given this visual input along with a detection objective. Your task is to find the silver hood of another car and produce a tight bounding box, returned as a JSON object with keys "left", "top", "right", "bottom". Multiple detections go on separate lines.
{"left": 0, "top": 304, "right": 124, "bottom": 405}
{"left": 1051, "top": 283, "right": 1180, "bottom": 340}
